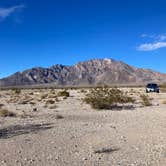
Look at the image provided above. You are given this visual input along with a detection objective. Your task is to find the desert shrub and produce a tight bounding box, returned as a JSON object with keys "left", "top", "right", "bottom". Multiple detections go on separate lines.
{"left": 57, "top": 90, "right": 70, "bottom": 97}
{"left": 140, "top": 94, "right": 152, "bottom": 106}
{"left": 12, "top": 88, "right": 21, "bottom": 94}
{"left": 80, "top": 89, "right": 87, "bottom": 93}
{"left": 0, "top": 109, "right": 16, "bottom": 117}
{"left": 83, "top": 87, "right": 135, "bottom": 109}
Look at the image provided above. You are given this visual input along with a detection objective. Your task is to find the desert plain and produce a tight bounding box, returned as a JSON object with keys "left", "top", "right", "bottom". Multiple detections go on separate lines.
{"left": 0, "top": 87, "right": 166, "bottom": 166}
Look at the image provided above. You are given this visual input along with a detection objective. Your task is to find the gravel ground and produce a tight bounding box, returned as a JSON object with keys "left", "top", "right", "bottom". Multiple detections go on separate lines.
{"left": 0, "top": 88, "right": 165, "bottom": 166}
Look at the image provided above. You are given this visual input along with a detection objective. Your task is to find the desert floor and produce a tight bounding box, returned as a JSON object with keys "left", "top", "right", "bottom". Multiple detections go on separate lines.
{"left": 0, "top": 88, "right": 166, "bottom": 166}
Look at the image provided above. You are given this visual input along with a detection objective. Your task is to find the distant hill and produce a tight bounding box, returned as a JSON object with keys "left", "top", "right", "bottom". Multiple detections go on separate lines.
{"left": 0, "top": 58, "right": 166, "bottom": 87}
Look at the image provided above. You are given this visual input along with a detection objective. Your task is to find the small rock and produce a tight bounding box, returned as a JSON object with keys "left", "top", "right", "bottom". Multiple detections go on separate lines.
{"left": 33, "top": 108, "right": 37, "bottom": 112}
{"left": 82, "top": 157, "right": 88, "bottom": 161}
{"left": 55, "top": 156, "right": 59, "bottom": 160}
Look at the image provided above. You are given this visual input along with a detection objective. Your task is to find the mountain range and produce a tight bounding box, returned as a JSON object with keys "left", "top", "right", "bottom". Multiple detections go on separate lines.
{"left": 0, "top": 58, "right": 166, "bottom": 87}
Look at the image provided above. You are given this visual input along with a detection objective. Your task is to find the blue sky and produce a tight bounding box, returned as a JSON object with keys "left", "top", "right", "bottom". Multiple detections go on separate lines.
{"left": 0, "top": 0, "right": 166, "bottom": 78}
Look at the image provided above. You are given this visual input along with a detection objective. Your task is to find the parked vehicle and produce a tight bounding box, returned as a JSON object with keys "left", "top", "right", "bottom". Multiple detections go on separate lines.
{"left": 146, "top": 83, "right": 159, "bottom": 93}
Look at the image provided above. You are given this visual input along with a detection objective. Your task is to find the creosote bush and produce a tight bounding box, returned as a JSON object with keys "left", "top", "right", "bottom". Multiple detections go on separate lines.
{"left": 140, "top": 94, "right": 152, "bottom": 106}
{"left": 83, "top": 87, "right": 135, "bottom": 109}
{"left": 57, "top": 90, "right": 70, "bottom": 97}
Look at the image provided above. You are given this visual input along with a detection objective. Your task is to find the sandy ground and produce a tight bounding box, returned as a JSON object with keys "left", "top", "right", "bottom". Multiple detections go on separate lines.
{"left": 0, "top": 88, "right": 166, "bottom": 166}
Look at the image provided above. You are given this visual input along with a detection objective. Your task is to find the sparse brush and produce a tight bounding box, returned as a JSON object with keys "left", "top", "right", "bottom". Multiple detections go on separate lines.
{"left": 57, "top": 90, "right": 70, "bottom": 97}
{"left": 80, "top": 89, "right": 86, "bottom": 93}
{"left": 11, "top": 88, "right": 21, "bottom": 95}
{"left": 46, "top": 99, "right": 55, "bottom": 105}
{"left": 130, "top": 88, "right": 136, "bottom": 93}
{"left": 83, "top": 87, "right": 135, "bottom": 110}
{"left": 0, "top": 109, "right": 16, "bottom": 117}
{"left": 140, "top": 94, "right": 152, "bottom": 106}
{"left": 40, "top": 94, "right": 48, "bottom": 100}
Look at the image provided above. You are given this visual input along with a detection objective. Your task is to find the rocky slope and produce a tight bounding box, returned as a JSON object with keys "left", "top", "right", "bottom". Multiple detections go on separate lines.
{"left": 0, "top": 58, "right": 166, "bottom": 87}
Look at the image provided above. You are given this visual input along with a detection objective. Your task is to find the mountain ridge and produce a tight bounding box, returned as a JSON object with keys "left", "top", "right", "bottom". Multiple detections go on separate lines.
{"left": 0, "top": 58, "right": 166, "bottom": 87}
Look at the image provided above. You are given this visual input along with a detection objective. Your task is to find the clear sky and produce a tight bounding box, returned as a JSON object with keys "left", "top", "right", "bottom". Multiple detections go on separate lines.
{"left": 0, "top": 0, "right": 166, "bottom": 78}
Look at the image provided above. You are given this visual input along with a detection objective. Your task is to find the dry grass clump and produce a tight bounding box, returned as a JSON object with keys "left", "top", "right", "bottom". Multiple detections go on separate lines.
{"left": 57, "top": 90, "right": 70, "bottom": 97}
{"left": 0, "top": 109, "right": 16, "bottom": 117}
{"left": 83, "top": 87, "right": 135, "bottom": 110}
{"left": 140, "top": 94, "right": 152, "bottom": 106}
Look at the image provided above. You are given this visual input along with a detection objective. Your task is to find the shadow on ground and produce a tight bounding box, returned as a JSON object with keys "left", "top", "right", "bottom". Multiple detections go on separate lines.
{"left": 0, "top": 123, "right": 53, "bottom": 139}
{"left": 94, "top": 147, "right": 120, "bottom": 154}
{"left": 110, "top": 104, "right": 135, "bottom": 111}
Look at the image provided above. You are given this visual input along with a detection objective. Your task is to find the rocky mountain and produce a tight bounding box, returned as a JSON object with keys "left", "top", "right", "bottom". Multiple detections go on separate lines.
{"left": 0, "top": 58, "right": 166, "bottom": 87}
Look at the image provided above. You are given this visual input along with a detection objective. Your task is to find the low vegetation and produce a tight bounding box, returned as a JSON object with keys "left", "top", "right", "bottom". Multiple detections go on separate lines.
{"left": 45, "top": 99, "right": 55, "bottom": 105}
{"left": 159, "top": 84, "right": 166, "bottom": 93}
{"left": 83, "top": 87, "right": 135, "bottom": 110}
{"left": 57, "top": 90, "right": 70, "bottom": 97}
{"left": 12, "top": 88, "right": 21, "bottom": 95}
{"left": 0, "top": 109, "right": 16, "bottom": 117}
{"left": 140, "top": 94, "right": 152, "bottom": 106}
